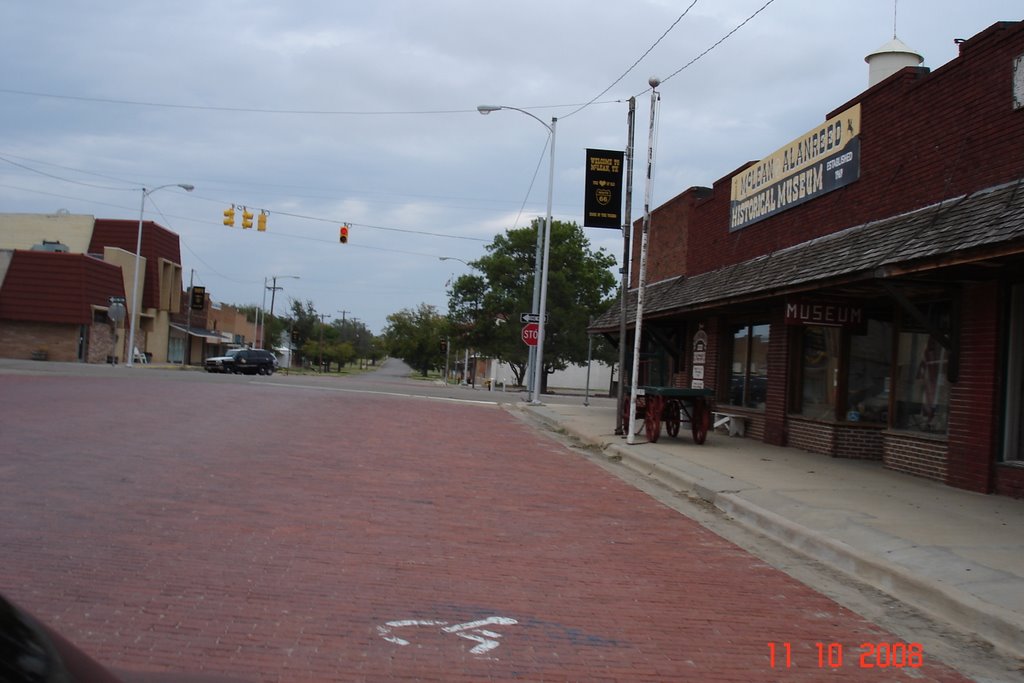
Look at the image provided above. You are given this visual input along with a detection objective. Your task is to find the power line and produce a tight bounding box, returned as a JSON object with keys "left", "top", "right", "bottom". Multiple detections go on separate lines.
{"left": 643, "top": 0, "right": 777, "bottom": 94}
{"left": 0, "top": 155, "right": 489, "bottom": 243}
{"left": 0, "top": 88, "right": 619, "bottom": 118}
{"left": 0, "top": 154, "right": 135, "bottom": 191}
{"left": 562, "top": 0, "right": 699, "bottom": 120}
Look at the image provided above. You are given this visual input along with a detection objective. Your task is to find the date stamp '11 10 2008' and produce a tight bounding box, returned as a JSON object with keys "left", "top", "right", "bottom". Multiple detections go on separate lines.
{"left": 768, "top": 641, "right": 925, "bottom": 670}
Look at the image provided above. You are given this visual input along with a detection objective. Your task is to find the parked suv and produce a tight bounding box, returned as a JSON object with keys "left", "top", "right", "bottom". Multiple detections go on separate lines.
{"left": 205, "top": 348, "right": 277, "bottom": 375}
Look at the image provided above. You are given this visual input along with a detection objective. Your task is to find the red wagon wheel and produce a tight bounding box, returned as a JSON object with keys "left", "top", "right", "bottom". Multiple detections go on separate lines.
{"left": 622, "top": 395, "right": 646, "bottom": 436}
{"left": 665, "top": 399, "right": 681, "bottom": 438}
{"left": 645, "top": 395, "right": 664, "bottom": 443}
{"left": 691, "top": 398, "right": 711, "bottom": 444}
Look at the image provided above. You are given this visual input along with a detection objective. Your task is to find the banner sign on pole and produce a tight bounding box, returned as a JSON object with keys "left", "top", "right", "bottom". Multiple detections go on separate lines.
{"left": 584, "top": 149, "right": 625, "bottom": 229}
{"left": 191, "top": 286, "right": 206, "bottom": 311}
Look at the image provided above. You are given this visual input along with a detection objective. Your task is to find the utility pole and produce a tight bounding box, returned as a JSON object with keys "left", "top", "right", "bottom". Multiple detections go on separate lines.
{"left": 617, "top": 96, "right": 636, "bottom": 435}
{"left": 318, "top": 312, "right": 328, "bottom": 372}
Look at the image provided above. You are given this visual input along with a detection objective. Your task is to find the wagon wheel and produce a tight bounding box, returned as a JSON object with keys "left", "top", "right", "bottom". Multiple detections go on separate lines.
{"left": 665, "top": 399, "right": 681, "bottom": 438}
{"left": 644, "top": 395, "right": 663, "bottom": 443}
{"left": 691, "top": 398, "right": 711, "bottom": 444}
{"left": 622, "top": 396, "right": 646, "bottom": 436}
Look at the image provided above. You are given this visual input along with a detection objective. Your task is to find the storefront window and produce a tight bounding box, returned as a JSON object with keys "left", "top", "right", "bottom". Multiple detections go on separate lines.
{"left": 800, "top": 326, "right": 840, "bottom": 420}
{"left": 729, "top": 323, "right": 769, "bottom": 409}
{"left": 847, "top": 320, "right": 892, "bottom": 424}
{"left": 894, "top": 303, "right": 950, "bottom": 434}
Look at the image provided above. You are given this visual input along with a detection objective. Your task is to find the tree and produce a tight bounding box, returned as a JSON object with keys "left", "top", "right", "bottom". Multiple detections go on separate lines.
{"left": 382, "top": 303, "right": 447, "bottom": 376}
{"left": 448, "top": 218, "right": 617, "bottom": 391}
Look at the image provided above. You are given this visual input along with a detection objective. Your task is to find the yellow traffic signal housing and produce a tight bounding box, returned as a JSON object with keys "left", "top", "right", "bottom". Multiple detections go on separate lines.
{"left": 242, "top": 208, "right": 254, "bottom": 229}
{"left": 339, "top": 224, "right": 349, "bottom": 243}
{"left": 223, "top": 205, "right": 235, "bottom": 227}
{"left": 257, "top": 211, "right": 267, "bottom": 232}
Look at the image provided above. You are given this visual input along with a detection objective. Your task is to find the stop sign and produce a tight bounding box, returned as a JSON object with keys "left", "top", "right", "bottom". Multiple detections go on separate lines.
{"left": 521, "top": 322, "right": 539, "bottom": 346}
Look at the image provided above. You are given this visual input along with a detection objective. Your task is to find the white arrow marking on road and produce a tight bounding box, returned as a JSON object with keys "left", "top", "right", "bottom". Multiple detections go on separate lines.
{"left": 377, "top": 616, "right": 518, "bottom": 657}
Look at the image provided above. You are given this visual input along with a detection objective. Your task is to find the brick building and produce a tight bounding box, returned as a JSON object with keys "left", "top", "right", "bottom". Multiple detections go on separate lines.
{"left": 0, "top": 248, "right": 125, "bottom": 362}
{"left": 591, "top": 21, "right": 1024, "bottom": 497}
{"left": 0, "top": 214, "right": 183, "bottom": 363}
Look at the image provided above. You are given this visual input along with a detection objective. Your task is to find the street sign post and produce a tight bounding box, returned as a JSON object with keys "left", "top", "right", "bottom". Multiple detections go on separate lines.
{"left": 521, "top": 322, "right": 539, "bottom": 346}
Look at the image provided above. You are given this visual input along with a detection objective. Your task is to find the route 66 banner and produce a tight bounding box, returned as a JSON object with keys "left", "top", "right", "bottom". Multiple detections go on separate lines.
{"left": 584, "top": 148, "right": 624, "bottom": 229}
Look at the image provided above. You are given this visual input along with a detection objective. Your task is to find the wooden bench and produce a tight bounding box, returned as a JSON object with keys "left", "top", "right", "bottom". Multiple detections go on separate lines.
{"left": 713, "top": 412, "right": 746, "bottom": 437}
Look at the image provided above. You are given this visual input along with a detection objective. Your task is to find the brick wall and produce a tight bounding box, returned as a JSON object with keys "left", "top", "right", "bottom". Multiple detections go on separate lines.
{"left": 945, "top": 282, "right": 1001, "bottom": 493}
{"left": 764, "top": 316, "right": 789, "bottom": 446}
{"left": 995, "top": 465, "right": 1024, "bottom": 498}
{"left": 786, "top": 418, "right": 886, "bottom": 459}
{"left": 883, "top": 432, "right": 948, "bottom": 482}
{"left": 834, "top": 426, "right": 884, "bottom": 460}
{"left": 787, "top": 418, "right": 835, "bottom": 455}
{"left": 87, "top": 322, "right": 118, "bottom": 363}
{"left": 0, "top": 320, "right": 79, "bottom": 361}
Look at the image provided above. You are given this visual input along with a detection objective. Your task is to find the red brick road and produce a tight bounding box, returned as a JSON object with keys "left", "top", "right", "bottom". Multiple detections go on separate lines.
{"left": 0, "top": 374, "right": 972, "bottom": 681}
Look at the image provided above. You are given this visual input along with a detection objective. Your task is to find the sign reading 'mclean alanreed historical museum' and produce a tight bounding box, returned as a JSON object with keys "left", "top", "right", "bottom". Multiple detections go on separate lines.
{"left": 730, "top": 104, "right": 861, "bottom": 231}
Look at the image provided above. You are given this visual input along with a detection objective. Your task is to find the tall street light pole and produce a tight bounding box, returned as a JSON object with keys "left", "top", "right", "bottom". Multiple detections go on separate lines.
{"left": 127, "top": 183, "right": 194, "bottom": 367}
{"left": 477, "top": 104, "right": 556, "bottom": 404}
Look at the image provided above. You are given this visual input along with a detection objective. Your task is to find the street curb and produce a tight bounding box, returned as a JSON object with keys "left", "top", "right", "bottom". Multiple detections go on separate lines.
{"left": 522, "top": 405, "right": 1024, "bottom": 660}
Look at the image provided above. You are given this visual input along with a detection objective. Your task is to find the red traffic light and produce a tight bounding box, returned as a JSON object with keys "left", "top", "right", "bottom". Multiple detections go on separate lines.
{"left": 339, "top": 224, "right": 349, "bottom": 244}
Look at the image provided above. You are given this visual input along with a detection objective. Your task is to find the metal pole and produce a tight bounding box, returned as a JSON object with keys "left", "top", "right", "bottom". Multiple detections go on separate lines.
{"left": 126, "top": 183, "right": 193, "bottom": 366}
{"left": 444, "top": 336, "right": 451, "bottom": 384}
{"left": 627, "top": 81, "right": 660, "bottom": 445}
{"left": 186, "top": 268, "right": 194, "bottom": 365}
{"left": 584, "top": 334, "right": 593, "bottom": 407}
{"left": 258, "top": 277, "right": 268, "bottom": 349}
{"left": 527, "top": 217, "right": 542, "bottom": 398}
{"left": 616, "top": 96, "right": 636, "bottom": 435}
{"left": 531, "top": 116, "right": 557, "bottom": 405}
{"left": 126, "top": 189, "right": 147, "bottom": 367}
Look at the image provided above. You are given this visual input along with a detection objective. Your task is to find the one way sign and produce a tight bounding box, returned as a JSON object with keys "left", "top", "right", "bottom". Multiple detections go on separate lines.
{"left": 520, "top": 312, "right": 549, "bottom": 324}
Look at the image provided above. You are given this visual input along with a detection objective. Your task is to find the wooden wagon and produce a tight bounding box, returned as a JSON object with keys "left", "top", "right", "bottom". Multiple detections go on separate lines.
{"left": 623, "top": 386, "right": 714, "bottom": 444}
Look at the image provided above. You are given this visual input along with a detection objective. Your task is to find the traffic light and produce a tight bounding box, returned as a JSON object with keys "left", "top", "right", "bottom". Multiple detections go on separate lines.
{"left": 439, "top": 339, "right": 448, "bottom": 354}
{"left": 339, "top": 224, "right": 349, "bottom": 244}
{"left": 223, "top": 205, "right": 235, "bottom": 227}
{"left": 242, "top": 208, "right": 254, "bottom": 229}
{"left": 257, "top": 210, "right": 267, "bottom": 232}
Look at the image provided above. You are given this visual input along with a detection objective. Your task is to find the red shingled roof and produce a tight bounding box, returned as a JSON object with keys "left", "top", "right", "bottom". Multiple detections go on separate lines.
{"left": 0, "top": 250, "right": 126, "bottom": 324}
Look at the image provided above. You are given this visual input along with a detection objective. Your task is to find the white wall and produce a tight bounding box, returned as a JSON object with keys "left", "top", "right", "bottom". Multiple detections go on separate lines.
{"left": 491, "top": 359, "right": 615, "bottom": 393}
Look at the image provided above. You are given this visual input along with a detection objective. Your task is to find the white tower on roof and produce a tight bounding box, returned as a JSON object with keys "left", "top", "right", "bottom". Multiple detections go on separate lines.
{"left": 866, "top": 36, "right": 924, "bottom": 87}
{"left": 866, "top": 1, "right": 923, "bottom": 88}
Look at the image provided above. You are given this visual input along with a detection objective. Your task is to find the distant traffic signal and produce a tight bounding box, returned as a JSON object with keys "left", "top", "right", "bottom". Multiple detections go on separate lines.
{"left": 257, "top": 210, "right": 267, "bottom": 232}
{"left": 242, "top": 208, "right": 254, "bottom": 229}
{"left": 223, "top": 205, "right": 235, "bottom": 227}
{"left": 339, "top": 224, "right": 349, "bottom": 244}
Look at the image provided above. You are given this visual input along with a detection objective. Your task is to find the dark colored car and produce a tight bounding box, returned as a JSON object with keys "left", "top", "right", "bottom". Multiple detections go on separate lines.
{"left": 205, "top": 349, "right": 277, "bottom": 375}
{"left": 232, "top": 349, "right": 277, "bottom": 375}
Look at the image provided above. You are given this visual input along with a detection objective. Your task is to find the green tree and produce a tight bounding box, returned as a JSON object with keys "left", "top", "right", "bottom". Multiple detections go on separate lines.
{"left": 383, "top": 303, "right": 447, "bottom": 376}
{"left": 448, "top": 218, "right": 616, "bottom": 391}
{"left": 287, "top": 300, "right": 320, "bottom": 366}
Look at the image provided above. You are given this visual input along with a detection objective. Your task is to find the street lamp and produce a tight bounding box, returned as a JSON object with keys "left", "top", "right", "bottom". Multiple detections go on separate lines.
{"left": 127, "top": 183, "right": 194, "bottom": 367}
{"left": 477, "top": 104, "right": 556, "bottom": 404}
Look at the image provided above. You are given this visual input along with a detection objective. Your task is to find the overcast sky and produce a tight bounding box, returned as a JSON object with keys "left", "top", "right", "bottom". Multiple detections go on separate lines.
{"left": 2, "top": 1, "right": 1020, "bottom": 333}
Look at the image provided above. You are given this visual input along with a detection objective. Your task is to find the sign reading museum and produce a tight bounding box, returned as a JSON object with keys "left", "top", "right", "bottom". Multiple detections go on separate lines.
{"left": 729, "top": 104, "right": 861, "bottom": 232}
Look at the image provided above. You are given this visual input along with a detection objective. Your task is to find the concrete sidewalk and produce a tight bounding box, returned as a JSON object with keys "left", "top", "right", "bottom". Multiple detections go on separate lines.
{"left": 523, "top": 400, "right": 1024, "bottom": 660}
